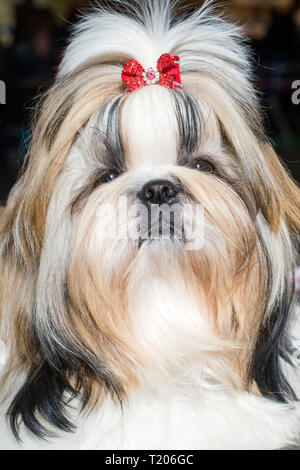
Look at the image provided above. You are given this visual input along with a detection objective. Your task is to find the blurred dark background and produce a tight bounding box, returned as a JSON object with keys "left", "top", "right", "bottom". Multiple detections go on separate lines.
{"left": 0, "top": 0, "right": 299, "bottom": 204}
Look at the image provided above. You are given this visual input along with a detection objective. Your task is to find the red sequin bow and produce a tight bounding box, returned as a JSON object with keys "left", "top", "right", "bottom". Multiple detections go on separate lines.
{"left": 122, "top": 53, "right": 182, "bottom": 92}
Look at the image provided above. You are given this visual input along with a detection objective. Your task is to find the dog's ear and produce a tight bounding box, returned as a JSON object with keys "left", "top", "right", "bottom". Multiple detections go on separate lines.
{"left": 0, "top": 69, "right": 124, "bottom": 440}
{"left": 246, "top": 144, "right": 300, "bottom": 402}
{"left": 6, "top": 356, "right": 122, "bottom": 440}
{"left": 0, "top": 80, "right": 83, "bottom": 409}
{"left": 197, "top": 72, "right": 300, "bottom": 400}
{"left": 247, "top": 270, "right": 298, "bottom": 403}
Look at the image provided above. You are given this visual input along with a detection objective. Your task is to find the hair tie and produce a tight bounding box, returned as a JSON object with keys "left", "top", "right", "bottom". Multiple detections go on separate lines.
{"left": 122, "top": 53, "right": 182, "bottom": 92}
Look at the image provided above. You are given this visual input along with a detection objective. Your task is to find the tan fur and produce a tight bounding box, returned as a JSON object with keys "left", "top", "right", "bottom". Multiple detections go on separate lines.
{"left": 173, "top": 168, "right": 267, "bottom": 388}
{"left": 0, "top": 68, "right": 125, "bottom": 389}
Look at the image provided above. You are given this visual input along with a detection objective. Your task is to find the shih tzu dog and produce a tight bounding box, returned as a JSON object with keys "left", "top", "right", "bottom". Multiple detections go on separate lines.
{"left": 0, "top": 0, "right": 300, "bottom": 450}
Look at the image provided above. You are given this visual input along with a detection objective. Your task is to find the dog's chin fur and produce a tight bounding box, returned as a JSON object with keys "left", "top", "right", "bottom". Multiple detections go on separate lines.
{"left": 0, "top": 0, "right": 300, "bottom": 450}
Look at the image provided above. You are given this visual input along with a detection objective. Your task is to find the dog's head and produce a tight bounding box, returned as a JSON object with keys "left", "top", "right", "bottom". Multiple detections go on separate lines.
{"left": 0, "top": 0, "right": 299, "bottom": 440}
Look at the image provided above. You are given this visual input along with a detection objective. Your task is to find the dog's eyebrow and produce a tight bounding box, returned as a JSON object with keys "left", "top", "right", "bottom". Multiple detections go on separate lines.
{"left": 172, "top": 89, "right": 201, "bottom": 157}
{"left": 91, "top": 95, "right": 126, "bottom": 171}
{"left": 91, "top": 129, "right": 124, "bottom": 170}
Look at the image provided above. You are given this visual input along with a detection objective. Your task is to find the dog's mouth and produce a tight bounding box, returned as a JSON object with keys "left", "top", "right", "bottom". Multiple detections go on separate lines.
{"left": 137, "top": 209, "right": 187, "bottom": 247}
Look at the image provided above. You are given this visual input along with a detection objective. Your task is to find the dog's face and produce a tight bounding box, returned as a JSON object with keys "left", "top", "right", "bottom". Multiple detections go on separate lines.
{"left": 66, "top": 83, "right": 258, "bottom": 372}
{"left": 0, "top": 1, "right": 299, "bottom": 440}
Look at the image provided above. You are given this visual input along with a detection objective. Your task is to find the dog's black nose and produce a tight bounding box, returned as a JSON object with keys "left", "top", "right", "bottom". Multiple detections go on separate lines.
{"left": 138, "top": 179, "right": 179, "bottom": 205}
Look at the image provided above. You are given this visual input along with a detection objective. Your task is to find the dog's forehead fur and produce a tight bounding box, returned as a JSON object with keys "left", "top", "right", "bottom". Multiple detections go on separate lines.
{"left": 86, "top": 85, "right": 205, "bottom": 171}
{"left": 122, "top": 86, "right": 179, "bottom": 169}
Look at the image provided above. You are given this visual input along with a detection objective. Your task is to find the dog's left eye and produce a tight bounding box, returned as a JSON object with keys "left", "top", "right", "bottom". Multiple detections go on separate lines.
{"left": 192, "top": 159, "right": 214, "bottom": 173}
{"left": 101, "top": 169, "right": 120, "bottom": 183}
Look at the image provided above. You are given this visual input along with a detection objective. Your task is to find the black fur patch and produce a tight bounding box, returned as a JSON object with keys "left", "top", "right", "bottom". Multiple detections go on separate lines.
{"left": 172, "top": 89, "right": 201, "bottom": 156}
{"left": 249, "top": 291, "right": 297, "bottom": 402}
{"left": 93, "top": 95, "right": 126, "bottom": 171}
{"left": 7, "top": 312, "right": 123, "bottom": 441}
{"left": 7, "top": 362, "right": 76, "bottom": 441}
{"left": 247, "top": 229, "right": 297, "bottom": 402}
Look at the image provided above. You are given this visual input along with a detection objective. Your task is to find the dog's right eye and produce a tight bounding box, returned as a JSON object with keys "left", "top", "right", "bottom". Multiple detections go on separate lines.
{"left": 192, "top": 158, "right": 214, "bottom": 173}
{"left": 100, "top": 169, "right": 120, "bottom": 183}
